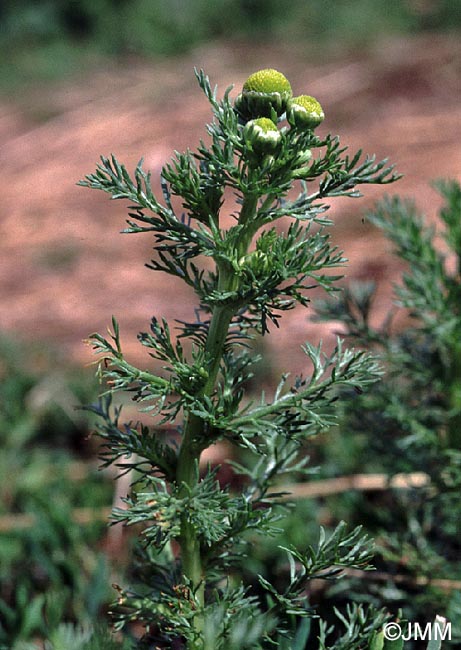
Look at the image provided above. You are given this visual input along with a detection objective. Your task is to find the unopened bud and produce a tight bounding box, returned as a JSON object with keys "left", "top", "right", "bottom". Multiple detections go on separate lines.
{"left": 291, "top": 149, "right": 313, "bottom": 179}
{"left": 295, "top": 149, "right": 313, "bottom": 166}
{"left": 239, "top": 250, "right": 271, "bottom": 275}
{"left": 287, "top": 95, "right": 324, "bottom": 129}
{"left": 243, "top": 117, "right": 281, "bottom": 155}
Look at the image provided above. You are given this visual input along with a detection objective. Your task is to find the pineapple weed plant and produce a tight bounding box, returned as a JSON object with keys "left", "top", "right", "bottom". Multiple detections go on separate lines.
{"left": 78, "top": 68, "right": 405, "bottom": 649}
{"left": 313, "top": 181, "right": 461, "bottom": 636}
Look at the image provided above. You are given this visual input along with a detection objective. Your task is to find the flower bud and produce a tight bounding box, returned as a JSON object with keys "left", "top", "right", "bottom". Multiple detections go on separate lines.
{"left": 239, "top": 250, "right": 271, "bottom": 275}
{"left": 295, "top": 149, "right": 313, "bottom": 166}
{"left": 287, "top": 95, "right": 324, "bottom": 129}
{"left": 243, "top": 117, "right": 281, "bottom": 155}
{"left": 235, "top": 68, "right": 292, "bottom": 120}
{"left": 291, "top": 149, "right": 313, "bottom": 179}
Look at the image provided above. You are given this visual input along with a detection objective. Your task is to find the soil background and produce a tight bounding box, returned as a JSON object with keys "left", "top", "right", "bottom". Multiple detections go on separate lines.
{"left": 1, "top": 34, "right": 460, "bottom": 377}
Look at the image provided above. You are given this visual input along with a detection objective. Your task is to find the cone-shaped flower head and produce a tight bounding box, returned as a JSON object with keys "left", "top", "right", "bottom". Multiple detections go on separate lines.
{"left": 287, "top": 95, "right": 325, "bottom": 129}
{"left": 243, "top": 117, "right": 281, "bottom": 155}
{"left": 235, "top": 69, "right": 292, "bottom": 120}
{"left": 243, "top": 69, "right": 292, "bottom": 95}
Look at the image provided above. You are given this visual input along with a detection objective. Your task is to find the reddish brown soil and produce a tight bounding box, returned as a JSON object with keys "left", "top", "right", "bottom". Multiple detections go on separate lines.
{"left": 1, "top": 35, "right": 460, "bottom": 377}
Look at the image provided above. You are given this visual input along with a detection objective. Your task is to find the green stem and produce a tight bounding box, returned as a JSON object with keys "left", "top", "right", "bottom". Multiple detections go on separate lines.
{"left": 237, "top": 193, "right": 259, "bottom": 256}
{"left": 176, "top": 303, "right": 233, "bottom": 644}
{"left": 176, "top": 193, "right": 258, "bottom": 648}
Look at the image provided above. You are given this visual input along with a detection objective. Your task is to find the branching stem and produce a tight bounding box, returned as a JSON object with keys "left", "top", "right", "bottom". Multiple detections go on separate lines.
{"left": 176, "top": 192, "right": 258, "bottom": 648}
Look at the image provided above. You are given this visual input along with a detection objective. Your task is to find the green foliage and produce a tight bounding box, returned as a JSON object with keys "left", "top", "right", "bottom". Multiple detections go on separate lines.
{"left": 314, "top": 181, "right": 461, "bottom": 640}
{"left": 1, "top": 0, "right": 461, "bottom": 91}
{"left": 11, "top": 622, "right": 133, "bottom": 650}
{"left": 317, "top": 604, "right": 389, "bottom": 650}
{"left": 2, "top": 0, "right": 460, "bottom": 56}
{"left": 0, "top": 335, "right": 114, "bottom": 648}
{"left": 0, "top": 503, "right": 112, "bottom": 647}
{"left": 0, "top": 334, "right": 95, "bottom": 448}
{"left": 80, "top": 68, "right": 399, "bottom": 648}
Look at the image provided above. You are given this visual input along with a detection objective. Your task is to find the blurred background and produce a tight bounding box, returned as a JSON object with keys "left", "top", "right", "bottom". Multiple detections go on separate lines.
{"left": 0, "top": 1, "right": 460, "bottom": 646}
{"left": 1, "top": 0, "right": 460, "bottom": 368}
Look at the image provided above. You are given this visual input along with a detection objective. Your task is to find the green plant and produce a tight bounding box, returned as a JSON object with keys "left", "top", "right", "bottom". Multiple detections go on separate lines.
{"left": 79, "top": 68, "right": 400, "bottom": 648}
{"left": 0, "top": 335, "right": 113, "bottom": 649}
{"left": 2, "top": 1, "right": 461, "bottom": 93}
{"left": 314, "top": 181, "right": 461, "bottom": 642}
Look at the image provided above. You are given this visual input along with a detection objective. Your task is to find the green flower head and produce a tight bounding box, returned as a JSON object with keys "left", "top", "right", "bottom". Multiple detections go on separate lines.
{"left": 243, "top": 117, "right": 281, "bottom": 155}
{"left": 287, "top": 95, "right": 325, "bottom": 130}
{"left": 243, "top": 69, "right": 292, "bottom": 95}
{"left": 235, "top": 69, "right": 292, "bottom": 120}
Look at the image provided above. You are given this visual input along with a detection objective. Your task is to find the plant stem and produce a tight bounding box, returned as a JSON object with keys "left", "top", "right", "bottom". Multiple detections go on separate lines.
{"left": 176, "top": 304, "right": 233, "bottom": 646}
{"left": 176, "top": 193, "right": 258, "bottom": 647}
